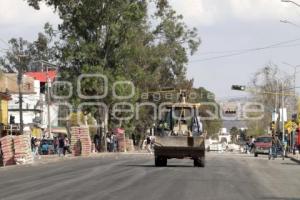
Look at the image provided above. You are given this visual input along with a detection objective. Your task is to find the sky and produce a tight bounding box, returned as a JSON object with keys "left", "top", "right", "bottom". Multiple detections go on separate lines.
{"left": 1, "top": 0, "right": 300, "bottom": 99}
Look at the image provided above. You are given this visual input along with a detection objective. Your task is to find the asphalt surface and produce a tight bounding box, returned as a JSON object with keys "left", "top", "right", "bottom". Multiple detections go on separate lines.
{"left": 0, "top": 152, "right": 300, "bottom": 200}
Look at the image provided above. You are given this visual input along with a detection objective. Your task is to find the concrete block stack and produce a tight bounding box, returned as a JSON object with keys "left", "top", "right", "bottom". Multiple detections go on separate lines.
{"left": 13, "top": 135, "right": 33, "bottom": 165}
{"left": 116, "top": 134, "right": 125, "bottom": 152}
{"left": 125, "top": 138, "right": 134, "bottom": 152}
{"left": 70, "top": 127, "right": 92, "bottom": 156}
{"left": 0, "top": 136, "right": 15, "bottom": 166}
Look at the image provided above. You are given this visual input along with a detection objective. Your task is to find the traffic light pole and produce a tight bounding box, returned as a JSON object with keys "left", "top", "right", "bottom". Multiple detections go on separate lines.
{"left": 281, "top": 80, "right": 285, "bottom": 144}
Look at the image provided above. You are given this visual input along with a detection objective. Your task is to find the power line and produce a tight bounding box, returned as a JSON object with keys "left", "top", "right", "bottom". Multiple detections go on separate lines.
{"left": 191, "top": 37, "right": 300, "bottom": 63}
{"left": 198, "top": 43, "right": 300, "bottom": 56}
{"left": 282, "top": 0, "right": 300, "bottom": 7}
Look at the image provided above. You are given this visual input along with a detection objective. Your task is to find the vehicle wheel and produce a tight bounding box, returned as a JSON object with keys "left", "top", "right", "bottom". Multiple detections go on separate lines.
{"left": 155, "top": 156, "right": 162, "bottom": 167}
{"left": 155, "top": 156, "right": 167, "bottom": 167}
{"left": 194, "top": 157, "right": 205, "bottom": 168}
{"left": 193, "top": 159, "right": 198, "bottom": 167}
{"left": 162, "top": 157, "right": 167, "bottom": 166}
{"left": 254, "top": 153, "right": 258, "bottom": 157}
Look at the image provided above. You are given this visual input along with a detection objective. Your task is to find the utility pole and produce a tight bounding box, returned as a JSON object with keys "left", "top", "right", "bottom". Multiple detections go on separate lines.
{"left": 46, "top": 65, "right": 52, "bottom": 138}
{"left": 17, "top": 55, "right": 28, "bottom": 135}
{"left": 17, "top": 68, "right": 23, "bottom": 135}
{"left": 32, "top": 60, "right": 56, "bottom": 138}
{"left": 282, "top": 81, "right": 285, "bottom": 144}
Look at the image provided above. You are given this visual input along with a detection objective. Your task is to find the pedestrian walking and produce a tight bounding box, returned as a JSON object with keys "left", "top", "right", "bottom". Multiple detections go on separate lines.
{"left": 53, "top": 137, "right": 58, "bottom": 154}
{"left": 106, "top": 134, "right": 111, "bottom": 152}
{"left": 94, "top": 134, "right": 101, "bottom": 152}
{"left": 111, "top": 133, "right": 116, "bottom": 152}
{"left": 31, "top": 137, "right": 35, "bottom": 152}
{"left": 249, "top": 136, "right": 255, "bottom": 153}
{"left": 132, "top": 133, "right": 136, "bottom": 146}
{"left": 41, "top": 140, "right": 49, "bottom": 155}
{"left": 146, "top": 135, "right": 152, "bottom": 154}
{"left": 58, "top": 136, "right": 65, "bottom": 157}
{"left": 33, "top": 139, "right": 41, "bottom": 159}
{"left": 64, "top": 137, "right": 71, "bottom": 154}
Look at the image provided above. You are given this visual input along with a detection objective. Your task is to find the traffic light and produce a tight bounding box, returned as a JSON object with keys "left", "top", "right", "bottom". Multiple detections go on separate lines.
{"left": 231, "top": 85, "right": 246, "bottom": 91}
{"left": 9, "top": 115, "right": 15, "bottom": 124}
{"left": 225, "top": 110, "right": 237, "bottom": 114}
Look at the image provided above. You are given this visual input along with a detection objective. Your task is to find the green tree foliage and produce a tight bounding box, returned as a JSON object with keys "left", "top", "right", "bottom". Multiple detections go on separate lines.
{"left": 23, "top": 0, "right": 201, "bottom": 136}
{"left": 230, "top": 126, "right": 239, "bottom": 143}
{"left": 0, "top": 23, "right": 58, "bottom": 73}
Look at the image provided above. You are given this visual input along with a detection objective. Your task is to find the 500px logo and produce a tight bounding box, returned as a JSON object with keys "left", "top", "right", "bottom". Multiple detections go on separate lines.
{"left": 50, "top": 73, "right": 265, "bottom": 127}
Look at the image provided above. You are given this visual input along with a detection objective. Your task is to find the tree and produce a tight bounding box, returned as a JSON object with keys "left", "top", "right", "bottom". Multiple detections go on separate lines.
{"left": 230, "top": 127, "right": 239, "bottom": 143}
{"left": 0, "top": 24, "right": 58, "bottom": 73}
{"left": 24, "top": 0, "right": 201, "bottom": 137}
{"left": 248, "top": 64, "right": 294, "bottom": 136}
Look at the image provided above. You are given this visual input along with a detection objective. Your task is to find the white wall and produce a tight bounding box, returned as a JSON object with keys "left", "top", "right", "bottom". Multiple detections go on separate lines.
{"left": 7, "top": 79, "right": 58, "bottom": 127}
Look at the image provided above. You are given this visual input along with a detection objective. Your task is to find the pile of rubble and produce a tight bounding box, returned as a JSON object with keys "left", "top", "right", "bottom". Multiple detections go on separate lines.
{"left": 70, "top": 127, "right": 92, "bottom": 156}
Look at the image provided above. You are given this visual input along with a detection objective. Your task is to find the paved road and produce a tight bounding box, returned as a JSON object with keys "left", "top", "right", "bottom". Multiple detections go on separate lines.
{"left": 0, "top": 152, "right": 300, "bottom": 200}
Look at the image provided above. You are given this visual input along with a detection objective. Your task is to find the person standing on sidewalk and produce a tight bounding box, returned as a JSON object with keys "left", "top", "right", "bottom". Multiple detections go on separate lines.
{"left": 111, "top": 133, "right": 116, "bottom": 152}
{"left": 94, "top": 134, "right": 101, "bottom": 152}
{"left": 58, "top": 136, "right": 65, "bottom": 157}
{"left": 106, "top": 134, "right": 111, "bottom": 152}
{"left": 64, "top": 137, "right": 71, "bottom": 155}
{"left": 146, "top": 135, "right": 152, "bottom": 154}
{"left": 34, "top": 139, "right": 41, "bottom": 159}
{"left": 53, "top": 137, "right": 58, "bottom": 154}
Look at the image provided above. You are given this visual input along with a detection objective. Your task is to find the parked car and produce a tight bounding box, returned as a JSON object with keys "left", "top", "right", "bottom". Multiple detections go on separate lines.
{"left": 254, "top": 135, "right": 272, "bottom": 157}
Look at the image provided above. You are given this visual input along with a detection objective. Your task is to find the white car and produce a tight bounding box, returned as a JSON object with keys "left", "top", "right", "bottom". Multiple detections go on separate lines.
{"left": 209, "top": 143, "right": 224, "bottom": 152}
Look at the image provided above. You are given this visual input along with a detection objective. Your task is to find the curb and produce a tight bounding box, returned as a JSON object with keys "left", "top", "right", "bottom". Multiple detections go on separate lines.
{"left": 1, "top": 152, "right": 151, "bottom": 169}
{"left": 287, "top": 154, "right": 300, "bottom": 164}
{"left": 290, "top": 157, "right": 300, "bottom": 164}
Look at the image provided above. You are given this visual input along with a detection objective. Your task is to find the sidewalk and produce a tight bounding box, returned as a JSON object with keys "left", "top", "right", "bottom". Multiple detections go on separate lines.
{"left": 1, "top": 151, "right": 152, "bottom": 169}
{"left": 29, "top": 151, "right": 151, "bottom": 164}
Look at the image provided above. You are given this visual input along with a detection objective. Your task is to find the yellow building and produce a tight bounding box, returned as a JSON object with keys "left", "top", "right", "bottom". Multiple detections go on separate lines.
{"left": 0, "top": 92, "right": 11, "bottom": 126}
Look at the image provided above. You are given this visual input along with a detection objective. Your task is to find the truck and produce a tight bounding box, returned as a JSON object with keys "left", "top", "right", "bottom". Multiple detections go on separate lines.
{"left": 153, "top": 91, "right": 205, "bottom": 167}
